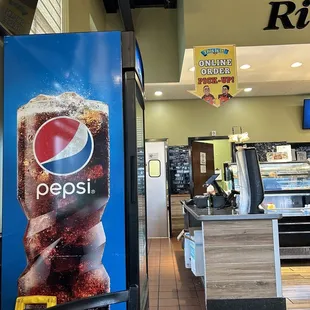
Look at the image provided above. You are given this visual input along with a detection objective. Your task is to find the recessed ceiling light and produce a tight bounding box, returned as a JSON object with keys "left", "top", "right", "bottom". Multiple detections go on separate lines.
{"left": 240, "top": 64, "right": 251, "bottom": 70}
{"left": 154, "top": 91, "right": 163, "bottom": 96}
{"left": 189, "top": 66, "right": 195, "bottom": 72}
{"left": 244, "top": 88, "right": 252, "bottom": 92}
{"left": 291, "top": 62, "right": 302, "bottom": 68}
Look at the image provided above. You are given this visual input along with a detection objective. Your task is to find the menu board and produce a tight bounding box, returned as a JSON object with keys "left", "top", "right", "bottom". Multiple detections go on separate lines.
{"left": 234, "top": 142, "right": 287, "bottom": 162}
{"left": 169, "top": 146, "right": 190, "bottom": 194}
{"left": 234, "top": 142, "right": 310, "bottom": 162}
{"left": 293, "top": 144, "right": 310, "bottom": 160}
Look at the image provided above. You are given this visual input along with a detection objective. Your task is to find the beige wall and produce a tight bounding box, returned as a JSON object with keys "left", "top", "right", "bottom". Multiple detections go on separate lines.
{"left": 66, "top": 0, "right": 122, "bottom": 32}
{"left": 65, "top": 3, "right": 179, "bottom": 83}
{"left": 104, "top": 8, "right": 180, "bottom": 83}
{"left": 133, "top": 8, "right": 179, "bottom": 83}
{"left": 182, "top": 0, "right": 310, "bottom": 47}
{"left": 66, "top": 0, "right": 106, "bottom": 32}
{"left": 177, "top": 0, "right": 185, "bottom": 76}
{"left": 145, "top": 95, "right": 310, "bottom": 145}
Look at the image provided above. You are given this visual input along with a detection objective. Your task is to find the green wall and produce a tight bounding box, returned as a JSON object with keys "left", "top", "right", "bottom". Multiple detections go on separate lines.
{"left": 200, "top": 140, "right": 231, "bottom": 187}
{"left": 202, "top": 140, "right": 232, "bottom": 171}
{"left": 145, "top": 95, "right": 310, "bottom": 145}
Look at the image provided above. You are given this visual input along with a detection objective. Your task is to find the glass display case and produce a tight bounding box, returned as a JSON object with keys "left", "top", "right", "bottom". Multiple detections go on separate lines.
{"left": 226, "top": 160, "right": 310, "bottom": 259}
{"left": 226, "top": 161, "right": 310, "bottom": 217}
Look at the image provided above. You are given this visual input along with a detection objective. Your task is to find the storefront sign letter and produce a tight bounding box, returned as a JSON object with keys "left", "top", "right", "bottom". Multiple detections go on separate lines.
{"left": 296, "top": 1, "right": 310, "bottom": 29}
{"left": 264, "top": 1, "right": 296, "bottom": 30}
{"left": 264, "top": 0, "right": 310, "bottom": 30}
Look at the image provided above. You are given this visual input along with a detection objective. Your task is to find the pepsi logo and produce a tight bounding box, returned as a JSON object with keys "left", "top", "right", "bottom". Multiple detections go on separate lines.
{"left": 33, "top": 116, "right": 94, "bottom": 176}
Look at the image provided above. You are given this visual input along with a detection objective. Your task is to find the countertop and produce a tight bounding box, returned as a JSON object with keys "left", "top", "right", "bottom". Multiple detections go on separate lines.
{"left": 183, "top": 203, "right": 282, "bottom": 221}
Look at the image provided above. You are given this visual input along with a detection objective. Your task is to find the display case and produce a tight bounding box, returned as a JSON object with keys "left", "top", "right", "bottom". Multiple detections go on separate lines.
{"left": 225, "top": 161, "right": 310, "bottom": 259}
{"left": 227, "top": 161, "right": 310, "bottom": 215}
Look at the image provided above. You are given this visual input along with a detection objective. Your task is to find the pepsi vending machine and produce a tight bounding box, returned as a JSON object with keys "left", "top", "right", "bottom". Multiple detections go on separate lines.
{"left": 1, "top": 31, "right": 148, "bottom": 310}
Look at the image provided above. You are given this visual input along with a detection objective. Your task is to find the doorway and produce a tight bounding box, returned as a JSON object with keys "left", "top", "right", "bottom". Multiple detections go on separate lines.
{"left": 145, "top": 140, "right": 170, "bottom": 238}
{"left": 188, "top": 136, "right": 231, "bottom": 197}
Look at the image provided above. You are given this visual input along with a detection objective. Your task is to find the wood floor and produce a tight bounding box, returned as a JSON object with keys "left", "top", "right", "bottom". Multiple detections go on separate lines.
{"left": 283, "top": 265, "right": 310, "bottom": 309}
{"left": 148, "top": 238, "right": 310, "bottom": 310}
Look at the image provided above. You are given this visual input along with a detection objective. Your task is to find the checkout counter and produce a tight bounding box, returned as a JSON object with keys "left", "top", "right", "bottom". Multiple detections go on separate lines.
{"left": 181, "top": 147, "right": 287, "bottom": 310}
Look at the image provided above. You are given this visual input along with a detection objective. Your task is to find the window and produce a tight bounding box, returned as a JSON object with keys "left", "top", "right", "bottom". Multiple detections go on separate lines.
{"left": 148, "top": 160, "right": 161, "bottom": 178}
{"left": 30, "top": 0, "right": 62, "bottom": 34}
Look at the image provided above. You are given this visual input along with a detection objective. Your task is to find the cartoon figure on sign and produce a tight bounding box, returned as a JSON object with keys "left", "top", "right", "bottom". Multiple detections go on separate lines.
{"left": 218, "top": 85, "right": 233, "bottom": 104}
{"left": 201, "top": 85, "right": 215, "bottom": 105}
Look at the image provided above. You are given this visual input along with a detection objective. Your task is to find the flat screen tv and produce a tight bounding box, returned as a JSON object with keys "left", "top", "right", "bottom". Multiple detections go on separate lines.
{"left": 303, "top": 99, "right": 310, "bottom": 129}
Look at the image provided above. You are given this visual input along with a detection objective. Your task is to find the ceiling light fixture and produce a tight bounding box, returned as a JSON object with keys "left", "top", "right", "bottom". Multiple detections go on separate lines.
{"left": 189, "top": 66, "right": 195, "bottom": 72}
{"left": 240, "top": 64, "right": 251, "bottom": 70}
{"left": 291, "top": 62, "right": 302, "bottom": 68}
{"left": 244, "top": 88, "right": 252, "bottom": 92}
{"left": 154, "top": 91, "right": 163, "bottom": 96}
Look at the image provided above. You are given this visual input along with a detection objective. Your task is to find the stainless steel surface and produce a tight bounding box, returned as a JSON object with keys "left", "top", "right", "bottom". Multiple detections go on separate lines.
{"left": 202, "top": 222, "right": 207, "bottom": 300}
{"left": 146, "top": 141, "right": 168, "bottom": 237}
{"left": 265, "top": 193, "right": 310, "bottom": 197}
{"left": 183, "top": 204, "right": 282, "bottom": 221}
{"left": 264, "top": 207, "right": 310, "bottom": 217}
{"left": 272, "top": 219, "right": 282, "bottom": 298}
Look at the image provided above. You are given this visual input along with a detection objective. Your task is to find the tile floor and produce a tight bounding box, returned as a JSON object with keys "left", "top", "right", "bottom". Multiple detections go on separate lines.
{"left": 148, "top": 238, "right": 205, "bottom": 310}
{"left": 148, "top": 238, "right": 310, "bottom": 310}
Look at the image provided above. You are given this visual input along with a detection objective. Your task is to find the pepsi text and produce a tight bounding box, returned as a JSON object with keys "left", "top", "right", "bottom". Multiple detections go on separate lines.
{"left": 36, "top": 179, "right": 93, "bottom": 200}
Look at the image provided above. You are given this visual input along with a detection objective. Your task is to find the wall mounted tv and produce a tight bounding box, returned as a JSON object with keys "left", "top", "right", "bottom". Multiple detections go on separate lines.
{"left": 303, "top": 99, "right": 310, "bottom": 129}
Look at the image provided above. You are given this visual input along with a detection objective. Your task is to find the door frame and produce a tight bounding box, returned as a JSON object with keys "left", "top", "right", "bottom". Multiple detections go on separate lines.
{"left": 188, "top": 136, "right": 230, "bottom": 198}
{"left": 145, "top": 138, "right": 172, "bottom": 238}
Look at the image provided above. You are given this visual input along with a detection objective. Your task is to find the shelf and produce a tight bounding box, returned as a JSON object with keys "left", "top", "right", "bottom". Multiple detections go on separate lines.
{"left": 279, "top": 222, "right": 310, "bottom": 225}
{"left": 279, "top": 231, "right": 310, "bottom": 234}
{"left": 281, "top": 254, "right": 310, "bottom": 259}
{"left": 265, "top": 188, "right": 310, "bottom": 196}
{"left": 280, "top": 246, "right": 310, "bottom": 259}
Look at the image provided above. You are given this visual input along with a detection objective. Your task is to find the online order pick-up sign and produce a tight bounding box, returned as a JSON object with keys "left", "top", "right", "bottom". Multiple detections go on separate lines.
{"left": 189, "top": 45, "right": 239, "bottom": 108}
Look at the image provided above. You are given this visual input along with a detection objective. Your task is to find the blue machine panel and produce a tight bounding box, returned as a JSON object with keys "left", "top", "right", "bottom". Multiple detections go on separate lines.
{"left": 2, "top": 32, "right": 126, "bottom": 310}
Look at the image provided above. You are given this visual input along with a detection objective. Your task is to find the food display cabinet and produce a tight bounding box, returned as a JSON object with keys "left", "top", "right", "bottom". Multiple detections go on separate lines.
{"left": 225, "top": 161, "right": 310, "bottom": 259}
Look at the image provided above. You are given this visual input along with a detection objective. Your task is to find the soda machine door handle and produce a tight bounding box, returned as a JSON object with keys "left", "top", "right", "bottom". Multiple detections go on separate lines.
{"left": 48, "top": 285, "right": 138, "bottom": 309}
{"left": 130, "top": 155, "right": 137, "bottom": 204}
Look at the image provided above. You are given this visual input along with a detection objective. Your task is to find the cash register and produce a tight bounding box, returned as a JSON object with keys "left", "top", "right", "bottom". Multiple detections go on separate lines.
{"left": 187, "top": 174, "right": 239, "bottom": 210}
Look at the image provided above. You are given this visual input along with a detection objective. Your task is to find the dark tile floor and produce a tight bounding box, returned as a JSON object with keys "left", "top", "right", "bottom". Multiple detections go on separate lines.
{"left": 148, "top": 238, "right": 206, "bottom": 310}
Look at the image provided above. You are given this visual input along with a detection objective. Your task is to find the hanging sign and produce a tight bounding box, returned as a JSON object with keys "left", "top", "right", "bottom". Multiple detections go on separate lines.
{"left": 189, "top": 45, "right": 238, "bottom": 108}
